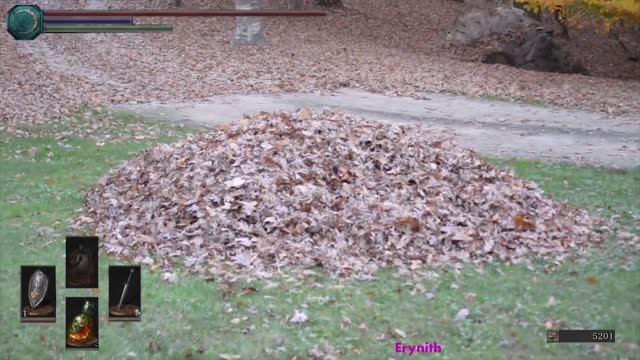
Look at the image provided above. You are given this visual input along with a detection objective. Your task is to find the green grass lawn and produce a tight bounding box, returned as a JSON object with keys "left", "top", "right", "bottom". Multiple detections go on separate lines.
{"left": 0, "top": 111, "right": 638, "bottom": 360}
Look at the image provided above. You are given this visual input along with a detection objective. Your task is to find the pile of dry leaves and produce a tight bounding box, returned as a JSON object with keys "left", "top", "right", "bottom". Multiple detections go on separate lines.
{"left": 76, "top": 110, "right": 603, "bottom": 277}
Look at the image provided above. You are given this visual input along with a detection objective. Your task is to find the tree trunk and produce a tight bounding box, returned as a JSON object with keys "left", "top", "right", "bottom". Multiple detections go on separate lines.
{"left": 315, "top": 0, "right": 343, "bottom": 8}
{"left": 288, "top": 0, "right": 304, "bottom": 10}
{"left": 234, "top": 0, "right": 267, "bottom": 46}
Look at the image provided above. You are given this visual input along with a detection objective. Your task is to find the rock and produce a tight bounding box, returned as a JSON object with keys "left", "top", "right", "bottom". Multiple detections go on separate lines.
{"left": 482, "top": 51, "right": 516, "bottom": 66}
{"left": 483, "top": 27, "right": 589, "bottom": 75}
{"left": 446, "top": 7, "right": 534, "bottom": 45}
{"left": 446, "top": 7, "right": 587, "bottom": 75}
{"left": 464, "top": 0, "right": 511, "bottom": 11}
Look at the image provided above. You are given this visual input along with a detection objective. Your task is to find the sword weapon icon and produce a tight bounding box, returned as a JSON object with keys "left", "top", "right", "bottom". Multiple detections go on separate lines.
{"left": 117, "top": 269, "right": 135, "bottom": 310}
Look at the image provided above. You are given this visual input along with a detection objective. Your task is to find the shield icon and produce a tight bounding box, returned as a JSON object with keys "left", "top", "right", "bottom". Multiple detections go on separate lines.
{"left": 28, "top": 269, "right": 48, "bottom": 309}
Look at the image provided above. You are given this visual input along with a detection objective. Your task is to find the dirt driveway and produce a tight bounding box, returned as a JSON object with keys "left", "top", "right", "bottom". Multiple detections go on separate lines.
{"left": 112, "top": 89, "right": 639, "bottom": 168}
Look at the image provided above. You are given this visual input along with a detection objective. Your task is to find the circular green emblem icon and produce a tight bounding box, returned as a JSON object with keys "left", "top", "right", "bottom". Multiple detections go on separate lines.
{"left": 7, "top": 5, "right": 44, "bottom": 40}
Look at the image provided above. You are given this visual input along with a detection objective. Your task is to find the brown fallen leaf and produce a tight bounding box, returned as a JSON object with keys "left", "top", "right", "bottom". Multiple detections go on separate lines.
{"left": 39, "top": 335, "right": 46, "bottom": 345}
{"left": 308, "top": 341, "right": 340, "bottom": 360}
{"left": 464, "top": 292, "right": 476, "bottom": 302}
{"left": 411, "top": 283, "right": 426, "bottom": 295}
{"left": 262, "top": 154, "right": 281, "bottom": 169}
{"left": 301, "top": 106, "right": 313, "bottom": 120}
{"left": 219, "top": 281, "right": 237, "bottom": 298}
{"left": 398, "top": 216, "right": 421, "bottom": 232}
{"left": 514, "top": 215, "right": 535, "bottom": 231}
{"left": 586, "top": 276, "right": 598, "bottom": 284}
{"left": 242, "top": 286, "right": 258, "bottom": 294}
{"left": 148, "top": 340, "right": 160, "bottom": 353}
{"left": 410, "top": 260, "right": 422, "bottom": 271}
{"left": 274, "top": 175, "right": 289, "bottom": 186}
{"left": 339, "top": 171, "right": 354, "bottom": 183}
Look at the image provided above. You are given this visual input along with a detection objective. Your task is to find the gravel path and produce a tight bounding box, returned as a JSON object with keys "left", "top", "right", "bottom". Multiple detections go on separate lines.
{"left": 113, "top": 89, "right": 640, "bottom": 168}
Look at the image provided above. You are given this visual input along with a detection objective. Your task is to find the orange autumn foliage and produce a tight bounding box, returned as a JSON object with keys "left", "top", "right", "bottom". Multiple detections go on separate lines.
{"left": 515, "top": 0, "right": 640, "bottom": 31}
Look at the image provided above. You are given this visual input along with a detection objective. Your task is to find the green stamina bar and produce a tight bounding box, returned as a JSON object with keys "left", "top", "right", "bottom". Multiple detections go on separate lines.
{"left": 43, "top": 24, "right": 173, "bottom": 33}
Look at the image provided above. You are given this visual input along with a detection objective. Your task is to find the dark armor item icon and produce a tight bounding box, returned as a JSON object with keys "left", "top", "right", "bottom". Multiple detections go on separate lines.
{"left": 66, "top": 237, "right": 99, "bottom": 288}
{"left": 70, "top": 245, "right": 91, "bottom": 273}
{"left": 68, "top": 245, "right": 94, "bottom": 286}
{"left": 28, "top": 269, "right": 48, "bottom": 309}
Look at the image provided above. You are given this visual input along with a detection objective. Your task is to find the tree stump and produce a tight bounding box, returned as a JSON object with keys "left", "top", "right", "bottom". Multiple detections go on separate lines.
{"left": 234, "top": 0, "right": 268, "bottom": 46}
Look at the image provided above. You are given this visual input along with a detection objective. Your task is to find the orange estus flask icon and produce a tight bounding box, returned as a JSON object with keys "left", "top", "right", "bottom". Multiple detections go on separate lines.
{"left": 68, "top": 300, "right": 95, "bottom": 344}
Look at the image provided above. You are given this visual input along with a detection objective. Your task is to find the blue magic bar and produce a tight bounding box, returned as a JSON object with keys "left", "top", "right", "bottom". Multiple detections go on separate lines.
{"left": 44, "top": 17, "right": 133, "bottom": 25}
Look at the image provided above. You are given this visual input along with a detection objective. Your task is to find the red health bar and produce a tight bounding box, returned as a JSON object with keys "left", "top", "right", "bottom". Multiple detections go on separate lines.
{"left": 45, "top": 10, "right": 326, "bottom": 17}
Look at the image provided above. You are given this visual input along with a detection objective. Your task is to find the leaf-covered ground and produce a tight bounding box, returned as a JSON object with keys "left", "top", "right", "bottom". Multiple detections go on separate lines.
{"left": 0, "top": 112, "right": 638, "bottom": 359}
{"left": 1, "top": 0, "right": 640, "bottom": 130}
